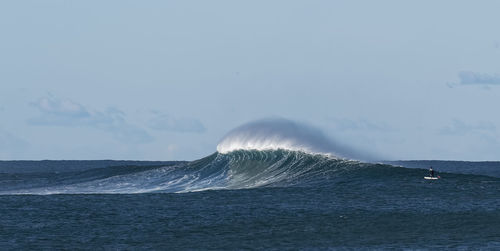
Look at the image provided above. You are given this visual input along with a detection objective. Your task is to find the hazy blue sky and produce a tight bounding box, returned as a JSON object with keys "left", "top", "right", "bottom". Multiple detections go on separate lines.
{"left": 1, "top": 0, "right": 500, "bottom": 160}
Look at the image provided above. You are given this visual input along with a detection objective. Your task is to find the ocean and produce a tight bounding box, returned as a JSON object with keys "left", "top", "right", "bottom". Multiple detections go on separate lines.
{"left": 1, "top": 152, "right": 500, "bottom": 250}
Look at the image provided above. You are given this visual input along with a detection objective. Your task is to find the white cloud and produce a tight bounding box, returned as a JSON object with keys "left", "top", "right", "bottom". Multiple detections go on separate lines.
{"left": 34, "top": 96, "right": 90, "bottom": 118}
{"left": 148, "top": 112, "right": 206, "bottom": 133}
{"left": 28, "top": 96, "right": 153, "bottom": 144}
{"left": 450, "top": 71, "right": 500, "bottom": 87}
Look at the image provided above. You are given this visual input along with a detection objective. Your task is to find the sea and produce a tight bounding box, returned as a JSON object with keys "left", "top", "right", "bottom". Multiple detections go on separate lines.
{"left": 1, "top": 152, "right": 500, "bottom": 250}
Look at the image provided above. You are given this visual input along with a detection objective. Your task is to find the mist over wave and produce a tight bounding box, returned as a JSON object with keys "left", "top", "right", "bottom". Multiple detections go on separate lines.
{"left": 217, "top": 118, "right": 373, "bottom": 161}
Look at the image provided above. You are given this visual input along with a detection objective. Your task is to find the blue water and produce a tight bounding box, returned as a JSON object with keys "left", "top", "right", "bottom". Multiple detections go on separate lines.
{"left": 1, "top": 151, "right": 500, "bottom": 249}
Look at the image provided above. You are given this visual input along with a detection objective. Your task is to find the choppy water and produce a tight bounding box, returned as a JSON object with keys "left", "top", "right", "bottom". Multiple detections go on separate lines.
{"left": 1, "top": 151, "right": 500, "bottom": 249}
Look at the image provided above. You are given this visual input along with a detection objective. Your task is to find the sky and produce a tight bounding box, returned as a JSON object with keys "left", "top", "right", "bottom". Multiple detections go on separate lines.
{"left": 1, "top": 0, "right": 500, "bottom": 161}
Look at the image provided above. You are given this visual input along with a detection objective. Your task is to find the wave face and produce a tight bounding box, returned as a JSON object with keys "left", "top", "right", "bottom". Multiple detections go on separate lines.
{"left": 0, "top": 150, "right": 383, "bottom": 195}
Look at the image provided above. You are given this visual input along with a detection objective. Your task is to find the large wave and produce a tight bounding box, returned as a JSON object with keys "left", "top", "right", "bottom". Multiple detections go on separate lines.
{"left": 0, "top": 118, "right": 387, "bottom": 195}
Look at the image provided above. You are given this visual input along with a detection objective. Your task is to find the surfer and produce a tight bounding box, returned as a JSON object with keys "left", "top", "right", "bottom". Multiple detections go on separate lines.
{"left": 429, "top": 167, "right": 434, "bottom": 177}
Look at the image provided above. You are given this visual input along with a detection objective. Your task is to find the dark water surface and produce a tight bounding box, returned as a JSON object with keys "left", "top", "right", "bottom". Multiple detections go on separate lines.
{"left": 1, "top": 155, "right": 500, "bottom": 249}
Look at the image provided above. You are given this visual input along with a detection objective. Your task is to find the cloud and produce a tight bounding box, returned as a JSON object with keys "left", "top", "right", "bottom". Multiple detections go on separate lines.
{"left": 148, "top": 112, "right": 206, "bottom": 133}
{"left": 34, "top": 96, "right": 90, "bottom": 118}
{"left": 439, "top": 119, "right": 496, "bottom": 136}
{"left": 448, "top": 71, "right": 500, "bottom": 87}
{"left": 28, "top": 96, "right": 153, "bottom": 144}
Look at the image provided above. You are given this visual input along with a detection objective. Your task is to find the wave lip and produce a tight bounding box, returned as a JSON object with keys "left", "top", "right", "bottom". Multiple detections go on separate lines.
{"left": 217, "top": 135, "right": 327, "bottom": 156}
{"left": 217, "top": 118, "right": 358, "bottom": 159}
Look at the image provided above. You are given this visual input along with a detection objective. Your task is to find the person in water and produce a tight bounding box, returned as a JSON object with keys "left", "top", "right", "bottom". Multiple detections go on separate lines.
{"left": 429, "top": 167, "right": 434, "bottom": 177}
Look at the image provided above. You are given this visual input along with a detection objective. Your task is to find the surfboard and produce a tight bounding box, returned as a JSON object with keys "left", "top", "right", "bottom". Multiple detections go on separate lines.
{"left": 424, "top": 176, "right": 439, "bottom": 180}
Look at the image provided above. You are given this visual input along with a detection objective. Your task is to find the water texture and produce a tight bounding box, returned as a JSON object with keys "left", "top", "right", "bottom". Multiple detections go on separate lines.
{"left": 1, "top": 154, "right": 499, "bottom": 249}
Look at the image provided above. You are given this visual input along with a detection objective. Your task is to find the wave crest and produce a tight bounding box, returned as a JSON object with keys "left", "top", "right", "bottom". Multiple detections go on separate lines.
{"left": 217, "top": 118, "right": 364, "bottom": 160}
